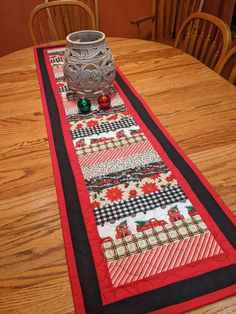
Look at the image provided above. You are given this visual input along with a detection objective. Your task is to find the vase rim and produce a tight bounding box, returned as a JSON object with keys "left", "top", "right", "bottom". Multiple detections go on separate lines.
{"left": 66, "top": 30, "right": 105, "bottom": 45}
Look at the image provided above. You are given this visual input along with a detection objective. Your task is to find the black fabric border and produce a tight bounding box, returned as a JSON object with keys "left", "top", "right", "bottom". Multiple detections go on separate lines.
{"left": 37, "top": 47, "right": 103, "bottom": 313}
{"left": 37, "top": 47, "right": 236, "bottom": 314}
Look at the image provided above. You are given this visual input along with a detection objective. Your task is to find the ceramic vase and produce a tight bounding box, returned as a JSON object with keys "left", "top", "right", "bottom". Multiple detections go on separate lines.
{"left": 63, "top": 30, "right": 116, "bottom": 99}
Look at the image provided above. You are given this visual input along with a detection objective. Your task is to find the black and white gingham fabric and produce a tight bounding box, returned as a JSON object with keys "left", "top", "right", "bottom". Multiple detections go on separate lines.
{"left": 71, "top": 117, "right": 137, "bottom": 139}
{"left": 94, "top": 185, "right": 187, "bottom": 225}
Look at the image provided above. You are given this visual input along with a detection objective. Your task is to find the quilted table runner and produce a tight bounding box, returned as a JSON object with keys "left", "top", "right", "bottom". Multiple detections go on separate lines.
{"left": 35, "top": 45, "right": 236, "bottom": 314}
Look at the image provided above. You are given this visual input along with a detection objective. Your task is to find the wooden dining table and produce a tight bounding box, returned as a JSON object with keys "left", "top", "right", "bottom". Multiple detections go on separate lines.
{"left": 0, "top": 38, "right": 235, "bottom": 313}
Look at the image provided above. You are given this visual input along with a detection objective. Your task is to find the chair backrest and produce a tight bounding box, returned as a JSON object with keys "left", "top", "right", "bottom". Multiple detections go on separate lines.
{"left": 216, "top": 46, "right": 236, "bottom": 85}
{"left": 29, "top": 0, "right": 96, "bottom": 45}
{"left": 45, "top": 0, "right": 99, "bottom": 30}
{"left": 152, "top": 0, "right": 205, "bottom": 41}
{"left": 174, "top": 12, "right": 232, "bottom": 70}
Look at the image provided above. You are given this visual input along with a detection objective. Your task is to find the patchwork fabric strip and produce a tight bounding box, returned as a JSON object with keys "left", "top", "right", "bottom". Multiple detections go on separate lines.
{"left": 75, "top": 131, "right": 146, "bottom": 155}
{"left": 79, "top": 140, "right": 153, "bottom": 167}
{"left": 35, "top": 46, "right": 236, "bottom": 314}
{"left": 89, "top": 171, "right": 177, "bottom": 208}
{"left": 93, "top": 185, "right": 187, "bottom": 225}
{"left": 81, "top": 150, "right": 161, "bottom": 180}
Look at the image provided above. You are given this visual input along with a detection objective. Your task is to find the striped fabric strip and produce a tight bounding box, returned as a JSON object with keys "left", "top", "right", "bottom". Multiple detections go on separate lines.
{"left": 78, "top": 140, "right": 153, "bottom": 167}
{"left": 82, "top": 150, "right": 161, "bottom": 180}
{"left": 108, "top": 231, "right": 223, "bottom": 287}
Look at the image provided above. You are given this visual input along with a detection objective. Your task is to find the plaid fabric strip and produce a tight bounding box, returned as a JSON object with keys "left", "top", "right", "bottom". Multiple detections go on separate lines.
{"left": 86, "top": 161, "right": 169, "bottom": 192}
{"left": 94, "top": 185, "right": 187, "bottom": 225}
{"left": 71, "top": 117, "right": 137, "bottom": 139}
{"left": 102, "top": 215, "right": 208, "bottom": 262}
{"left": 76, "top": 132, "right": 146, "bottom": 155}
{"left": 82, "top": 150, "right": 161, "bottom": 180}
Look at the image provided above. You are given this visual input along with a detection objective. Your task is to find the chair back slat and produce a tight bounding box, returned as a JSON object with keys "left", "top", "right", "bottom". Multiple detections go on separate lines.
{"left": 199, "top": 23, "right": 214, "bottom": 63}
{"left": 29, "top": 0, "right": 96, "bottom": 44}
{"left": 182, "top": 19, "right": 194, "bottom": 51}
{"left": 216, "top": 46, "right": 236, "bottom": 85}
{"left": 188, "top": 19, "right": 200, "bottom": 55}
{"left": 205, "top": 28, "right": 220, "bottom": 66}
{"left": 193, "top": 19, "right": 206, "bottom": 59}
{"left": 175, "top": 12, "right": 232, "bottom": 70}
{"left": 209, "top": 40, "right": 223, "bottom": 69}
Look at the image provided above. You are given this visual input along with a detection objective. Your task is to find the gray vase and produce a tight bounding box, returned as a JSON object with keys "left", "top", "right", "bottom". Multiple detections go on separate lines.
{"left": 63, "top": 30, "right": 116, "bottom": 99}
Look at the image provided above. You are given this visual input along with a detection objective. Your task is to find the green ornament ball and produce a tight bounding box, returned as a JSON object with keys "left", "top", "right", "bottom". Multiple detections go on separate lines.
{"left": 78, "top": 98, "right": 91, "bottom": 113}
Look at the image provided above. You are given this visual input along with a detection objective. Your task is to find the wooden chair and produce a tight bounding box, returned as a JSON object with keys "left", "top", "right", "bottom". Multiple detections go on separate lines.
{"left": 29, "top": 0, "right": 96, "bottom": 45}
{"left": 174, "top": 12, "right": 232, "bottom": 70}
{"left": 44, "top": 0, "right": 99, "bottom": 30}
{"left": 131, "top": 0, "right": 205, "bottom": 45}
{"left": 216, "top": 46, "right": 236, "bottom": 85}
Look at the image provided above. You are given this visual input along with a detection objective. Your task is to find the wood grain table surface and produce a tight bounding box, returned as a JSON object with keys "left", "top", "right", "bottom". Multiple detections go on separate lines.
{"left": 0, "top": 38, "right": 235, "bottom": 313}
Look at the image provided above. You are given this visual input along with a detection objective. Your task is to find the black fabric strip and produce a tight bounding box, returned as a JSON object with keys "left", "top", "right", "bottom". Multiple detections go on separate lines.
{"left": 37, "top": 48, "right": 103, "bottom": 313}
{"left": 37, "top": 47, "right": 236, "bottom": 314}
{"left": 115, "top": 72, "right": 236, "bottom": 249}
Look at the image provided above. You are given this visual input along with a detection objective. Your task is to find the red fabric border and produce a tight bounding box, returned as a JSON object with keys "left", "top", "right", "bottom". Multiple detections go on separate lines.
{"left": 115, "top": 67, "right": 236, "bottom": 227}
{"left": 35, "top": 46, "right": 236, "bottom": 313}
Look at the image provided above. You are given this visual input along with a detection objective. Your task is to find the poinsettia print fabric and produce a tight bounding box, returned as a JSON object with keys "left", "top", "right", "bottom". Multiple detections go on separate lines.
{"left": 47, "top": 48, "right": 224, "bottom": 288}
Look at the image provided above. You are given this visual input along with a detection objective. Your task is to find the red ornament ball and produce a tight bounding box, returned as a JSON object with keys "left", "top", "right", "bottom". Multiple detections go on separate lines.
{"left": 98, "top": 94, "right": 111, "bottom": 109}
